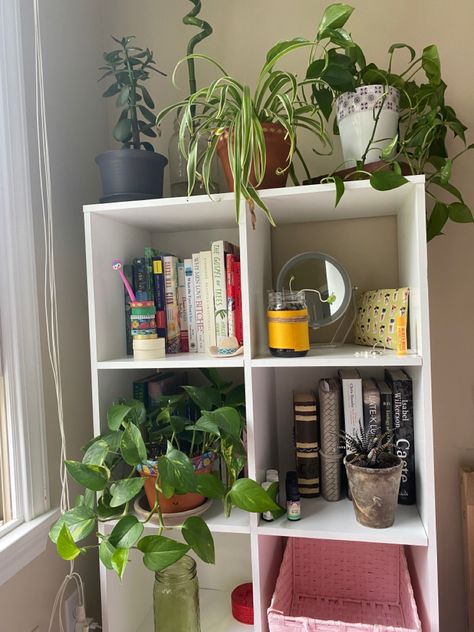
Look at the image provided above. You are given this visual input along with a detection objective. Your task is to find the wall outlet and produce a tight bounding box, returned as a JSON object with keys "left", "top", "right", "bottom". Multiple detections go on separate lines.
{"left": 63, "top": 588, "right": 80, "bottom": 632}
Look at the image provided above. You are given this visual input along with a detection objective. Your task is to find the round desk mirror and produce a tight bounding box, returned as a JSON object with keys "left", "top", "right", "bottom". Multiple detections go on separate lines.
{"left": 276, "top": 251, "right": 352, "bottom": 329}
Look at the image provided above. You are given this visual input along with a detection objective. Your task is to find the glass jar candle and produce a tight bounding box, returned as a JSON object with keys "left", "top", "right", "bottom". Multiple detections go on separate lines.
{"left": 267, "top": 290, "right": 310, "bottom": 357}
{"left": 153, "top": 556, "right": 200, "bottom": 632}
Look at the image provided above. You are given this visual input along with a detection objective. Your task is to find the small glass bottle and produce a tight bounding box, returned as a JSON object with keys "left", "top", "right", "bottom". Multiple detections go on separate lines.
{"left": 261, "top": 469, "right": 279, "bottom": 522}
{"left": 154, "top": 556, "right": 200, "bottom": 632}
{"left": 286, "top": 471, "right": 301, "bottom": 521}
{"left": 267, "top": 290, "right": 309, "bottom": 358}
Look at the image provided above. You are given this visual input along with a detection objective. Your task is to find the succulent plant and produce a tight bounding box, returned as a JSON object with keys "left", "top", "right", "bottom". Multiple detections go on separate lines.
{"left": 340, "top": 420, "right": 394, "bottom": 468}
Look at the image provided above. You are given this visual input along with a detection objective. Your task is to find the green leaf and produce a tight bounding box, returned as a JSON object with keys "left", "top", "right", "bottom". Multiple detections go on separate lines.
{"left": 194, "top": 416, "right": 221, "bottom": 437}
{"left": 370, "top": 171, "right": 408, "bottom": 191}
{"left": 156, "top": 455, "right": 176, "bottom": 499}
{"left": 448, "top": 203, "right": 474, "bottom": 223}
{"left": 200, "top": 407, "right": 242, "bottom": 439}
{"left": 224, "top": 384, "right": 245, "bottom": 408}
{"left": 380, "top": 135, "right": 398, "bottom": 160}
{"left": 120, "top": 422, "right": 147, "bottom": 466}
{"left": 97, "top": 489, "right": 126, "bottom": 519}
{"left": 427, "top": 201, "right": 449, "bottom": 241}
{"left": 102, "top": 83, "right": 120, "bottom": 98}
{"left": 200, "top": 368, "right": 232, "bottom": 392}
{"left": 194, "top": 473, "right": 226, "bottom": 499}
{"left": 56, "top": 524, "right": 82, "bottom": 561}
{"left": 99, "top": 539, "right": 116, "bottom": 570}
{"left": 439, "top": 159, "right": 452, "bottom": 185}
{"left": 181, "top": 385, "right": 221, "bottom": 412}
{"left": 164, "top": 446, "right": 197, "bottom": 494}
{"left": 139, "top": 105, "right": 156, "bottom": 123}
{"left": 317, "top": 4, "right": 354, "bottom": 37}
{"left": 267, "top": 481, "right": 286, "bottom": 520}
{"left": 116, "top": 86, "right": 130, "bottom": 107}
{"left": 182, "top": 517, "right": 215, "bottom": 564}
{"left": 388, "top": 43, "right": 416, "bottom": 62}
{"left": 113, "top": 118, "right": 132, "bottom": 143}
{"left": 110, "top": 477, "right": 145, "bottom": 507}
{"left": 109, "top": 515, "right": 144, "bottom": 548}
{"left": 49, "top": 506, "right": 96, "bottom": 544}
{"left": 107, "top": 404, "right": 132, "bottom": 431}
{"left": 228, "top": 478, "right": 279, "bottom": 513}
{"left": 312, "top": 87, "right": 333, "bottom": 121}
{"left": 137, "top": 536, "right": 190, "bottom": 572}
{"left": 111, "top": 547, "right": 129, "bottom": 580}
{"left": 265, "top": 37, "right": 308, "bottom": 66}
{"left": 329, "top": 175, "right": 345, "bottom": 207}
{"left": 422, "top": 45, "right": 441, "bottom": 86}
{"left": 65, "top": 460, "right": 109, "bottom": 491}
{"left": 429, "top": 176, "right": 464, "bottom": 203}
{"left": 83, "top": 439, "right": 109, "bottom": 466}
{"left": 140, "top": 85, "right": 155, "bottom": 109}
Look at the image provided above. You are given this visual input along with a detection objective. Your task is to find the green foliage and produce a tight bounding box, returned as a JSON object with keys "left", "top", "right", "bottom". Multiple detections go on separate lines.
{"left": 99, "top": 36, "right": 165, "bottom": 151}
{"left": 50, "top": 372, "right": 276, "bottom": 581}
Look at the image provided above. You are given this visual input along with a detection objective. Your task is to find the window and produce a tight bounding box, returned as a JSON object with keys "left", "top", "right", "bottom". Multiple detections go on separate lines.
{"left": 0, "top": 0, "right": 56, "bottom": 586}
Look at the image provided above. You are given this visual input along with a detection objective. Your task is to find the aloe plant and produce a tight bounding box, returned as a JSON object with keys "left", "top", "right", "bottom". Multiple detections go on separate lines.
{"left": 340, "top": 420, "right": 394, "bottom": 468}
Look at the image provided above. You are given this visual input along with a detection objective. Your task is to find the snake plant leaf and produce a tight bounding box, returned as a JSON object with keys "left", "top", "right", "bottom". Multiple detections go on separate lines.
{"left": 182, "top": 516, "right": 215, "bottom": 564}
{"left": 137, "top": 535, "right": 190, "bottom": 572}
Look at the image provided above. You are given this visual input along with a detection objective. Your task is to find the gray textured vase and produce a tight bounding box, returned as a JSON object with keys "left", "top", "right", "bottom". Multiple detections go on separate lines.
{"left": 345, "top": 453, "right": 402, "bottom": 528}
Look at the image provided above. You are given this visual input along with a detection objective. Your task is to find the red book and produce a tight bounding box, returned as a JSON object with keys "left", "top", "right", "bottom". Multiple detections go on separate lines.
{"left": 226, "top": 253, "right": 236, "bottom": 338}
{"left": 233, "top": 258, "right": 243, "bottom": 346}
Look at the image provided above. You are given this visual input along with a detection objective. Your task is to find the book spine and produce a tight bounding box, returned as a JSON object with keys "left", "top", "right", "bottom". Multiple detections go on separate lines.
{"left": 133, "top": 379, "right": 149, "bottom": 409}
{"left": 123, "top": 264, "right": 134, "bottom": 355}
{"left": 200, "top": 251, "right": 216, "bottom": 350}
{"left": 226, "top": 253, "right": 236, "bottom": 338}
{"left": 133, "top": 257, "right": 152, "bottom": 301}
{"left": 144, "top": 246, "right": 157, "bottom": 304}
{"left": 211, "top": 241, "right": 228, "bottom": 344}
{"left": 163, "top": 256, "right": 181, "bottom": 354}
{"left": 152, "top": 256, "right": 167, "bottom": 338}
{"left": 340, "top": 375, "right": 363, "bottom": 449}
{"left": 294, "top": 394, "right": 320, "bottom": 497}
{"left": 177, "top": 262, "right": 189, "bottom": 352}
{"left": 379, "top": 387, "right": 393, "bottom": 438}
{"left": 192, "top": 253, "right": 205, "bottom": 353}
{"left": 363, "top": 382, "right": 381, "bottom": 439}
{"left": 233, "top": 258, "right": 243, "bottom": 346}
{"left": 387, "top": 372, "right": 416, "bottom": 504}
{"left": 184, "top": 258, "right": 197, "bottom": 352}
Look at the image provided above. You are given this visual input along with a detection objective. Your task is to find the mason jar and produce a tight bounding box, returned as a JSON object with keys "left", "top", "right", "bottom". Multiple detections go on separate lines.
{"left": 153, "top": 556, "right": 200, "bottom": 632}
{"left": 267, "top": 290, "right": 309, "bottom": 357}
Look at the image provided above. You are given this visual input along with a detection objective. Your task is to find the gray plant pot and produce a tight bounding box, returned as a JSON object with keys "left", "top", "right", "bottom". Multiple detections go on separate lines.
{"left": 95, "top": 149, "right": 168, "bottom": 203}
{"left": 345, "top": 453, "right": 402, "bottom": 528}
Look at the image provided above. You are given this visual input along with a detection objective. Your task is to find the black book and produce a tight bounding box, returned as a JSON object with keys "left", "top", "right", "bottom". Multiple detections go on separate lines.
{"left": 362, "top": 379, "right": 381, "bottom": 439}
{"left": 376, "top": 380, "right": 393, "bottom": 441}
{"left": 384, "top": 368, "right": 415, "bottom": 505}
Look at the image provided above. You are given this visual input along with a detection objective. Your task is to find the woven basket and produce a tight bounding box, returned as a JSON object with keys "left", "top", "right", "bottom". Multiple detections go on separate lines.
{"left": 268, "top": 538, "right": 421, "bottom": 631}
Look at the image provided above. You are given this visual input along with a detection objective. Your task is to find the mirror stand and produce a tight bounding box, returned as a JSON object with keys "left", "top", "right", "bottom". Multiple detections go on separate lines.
{"left": 310, "top": 287, "right": 358, "bottom": 349}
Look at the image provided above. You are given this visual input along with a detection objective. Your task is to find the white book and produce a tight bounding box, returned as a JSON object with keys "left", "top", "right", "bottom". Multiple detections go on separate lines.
{"left": 199, "top": 251, "right": 216, "bottom": 351}
{"left": 177, "top": 262, "right": 189, "bottom": 352}
{"left": 338, "top": 369, "right": 363, "bottom": 452}
{"left": 184, "top": 258, "right": 197, "bottom": 352}
{"left": 192, "top": 253, "right": 205, "bottom": 353}
{"left": 211, "top": 240, "right": 232, "bottom": 345}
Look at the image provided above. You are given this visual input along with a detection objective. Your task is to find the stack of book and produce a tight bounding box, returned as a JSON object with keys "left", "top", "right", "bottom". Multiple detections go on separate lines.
{"left": 121, "top": 241, "right": 243, "bottom": 355}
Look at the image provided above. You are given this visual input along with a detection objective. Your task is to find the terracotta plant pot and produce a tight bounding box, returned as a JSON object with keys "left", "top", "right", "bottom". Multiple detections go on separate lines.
{"left": 216, "top": 122, "right": 291, "bottom": 191}
{"left": 344, "top": 453, "right": 402, "bottom": 528}
{"left": 138, "top": 452, "right": 214, "bottom": 514}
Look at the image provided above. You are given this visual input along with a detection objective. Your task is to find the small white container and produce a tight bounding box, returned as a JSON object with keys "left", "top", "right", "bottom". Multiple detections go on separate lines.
{"left": 262, "top": 469, "right": 280, "bottom": 522}
{"left": 133, "top": 337, "right": 165, "bottom": 360}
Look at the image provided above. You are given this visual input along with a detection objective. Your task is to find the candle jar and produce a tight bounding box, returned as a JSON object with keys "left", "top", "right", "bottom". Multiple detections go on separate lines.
{"left": 153, "top": 556, "right": 200, "bottom": 632}
{"left": 267, "top": 290, "right": 309, "bottom": 357}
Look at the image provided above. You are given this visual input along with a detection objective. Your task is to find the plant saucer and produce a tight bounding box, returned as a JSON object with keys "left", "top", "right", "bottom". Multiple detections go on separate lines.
{"left": 133, "top": 494, "right": 213, "bottom": 526}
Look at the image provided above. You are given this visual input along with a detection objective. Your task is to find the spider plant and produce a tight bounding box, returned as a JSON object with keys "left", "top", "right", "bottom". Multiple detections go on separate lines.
{"left": 340, "top": 420, "right": 394, "bottom": 468}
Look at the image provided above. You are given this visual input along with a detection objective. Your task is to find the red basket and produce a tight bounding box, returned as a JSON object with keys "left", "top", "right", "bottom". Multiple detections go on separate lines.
{"left": 268, "top": 538, "right": 421, "bottom": 631}
{"left": 232, "top": 582, "right": 254, "bottom": 624}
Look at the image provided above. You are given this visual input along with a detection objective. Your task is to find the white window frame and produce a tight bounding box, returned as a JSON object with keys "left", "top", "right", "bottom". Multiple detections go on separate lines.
{"left": 0, "top": 0, "right": 58, "bottom": 586}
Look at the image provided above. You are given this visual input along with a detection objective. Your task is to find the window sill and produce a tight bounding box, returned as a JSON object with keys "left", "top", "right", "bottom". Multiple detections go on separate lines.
{"left": 0, "top": 507, "right": 60, "bottom": 586}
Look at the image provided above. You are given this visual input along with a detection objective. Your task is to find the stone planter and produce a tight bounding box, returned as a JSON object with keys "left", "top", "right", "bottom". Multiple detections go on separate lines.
{"left": 344, "top": 452, "right": 402, "bottom": 528}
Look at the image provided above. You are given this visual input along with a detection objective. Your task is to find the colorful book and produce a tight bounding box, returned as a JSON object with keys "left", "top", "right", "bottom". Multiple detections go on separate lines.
{"left": 339, "top": 369, "right": 363, "bottom": 451}
{"left": 184, "top": 258, "right": 197, "bottom": 352}
{"left": 192, "top": 253, "right": 205, "bottom": 353}
{"left": 385, "top": 368, "right": 416, "bottom": 505}
{"left": 177, "top": 262, "right": 189, "bottom": 353}
{"left": 123, "top": 264, "right": 134, "bottom": 356}
{"left": 199, "top": 251, "right": 216, "bottom": 351}
{"left": 226, "top": 253, "right": 236, "bottom": 338}
{"left": 362, "top": 378, "right": 382, "bottom": 439}
{"left": 233, "top": 258, "right": 243, "bottom": 345}
{"left": 293, "top": 392, "right": 320, "bottom": 497}
{"left": 133, "top": 257, "right": 154, "bottom": 302}
{"left": 152, "top": 256, "right": 167, "bottom": 339}
{"left": 211, "top": 241, "right": 235, "bottom": 344}
{"left": 376, "top": 380, "right": 393, "bottom": 440}
{"left": 163, "top": 256, "right": 181, "bottom": 354}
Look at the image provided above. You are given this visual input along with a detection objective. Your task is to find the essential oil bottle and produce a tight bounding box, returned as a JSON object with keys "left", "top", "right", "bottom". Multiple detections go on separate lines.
{"left": 286, "top": 471, "right": 301, "bottom": 521}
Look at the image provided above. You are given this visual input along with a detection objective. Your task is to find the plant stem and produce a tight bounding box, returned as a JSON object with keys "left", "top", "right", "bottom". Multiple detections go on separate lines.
{"left": 123, "top": 41, "right": 140, "bottom": 149}
{"left": 360, "top": 90, "right": 388, "bottom": 165}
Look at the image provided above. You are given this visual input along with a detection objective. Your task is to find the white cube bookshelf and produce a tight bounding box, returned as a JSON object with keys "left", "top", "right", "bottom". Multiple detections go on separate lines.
{"left": 84, "top": 176, "right": 438, "bottom": 632}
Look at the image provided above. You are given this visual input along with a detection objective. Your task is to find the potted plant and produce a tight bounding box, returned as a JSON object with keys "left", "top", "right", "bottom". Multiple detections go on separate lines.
{"left": 157, "top": 40, "right": 331, "bottom": 226}
{"left": 342, "top": 422, "right": 401, "bottom": 529}
{"left": 96, "top": 36, "right": 168, "bottom": 203}
{"left": 306, "top": 4, "right": 473, "bottom": 239}
{"left": 49, "top": 370, "right": 278, "bottom": 629}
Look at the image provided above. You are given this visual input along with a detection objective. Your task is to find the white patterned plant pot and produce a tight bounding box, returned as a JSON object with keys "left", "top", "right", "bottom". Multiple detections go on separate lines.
{"left": 336, "top": 85, "right": 400, "bottom": 166}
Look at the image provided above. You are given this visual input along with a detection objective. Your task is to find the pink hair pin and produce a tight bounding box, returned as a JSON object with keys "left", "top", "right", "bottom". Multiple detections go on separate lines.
{"left": 112, "top": 258, "right": 136, "bottom": 302}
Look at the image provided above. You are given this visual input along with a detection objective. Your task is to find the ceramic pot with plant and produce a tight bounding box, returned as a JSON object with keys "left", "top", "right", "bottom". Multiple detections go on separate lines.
{"left": 342, "top": 422, "right": 402, "bottom": 529}
{"left": 96, "top": 36, "right": 168, "bottom": 203}
{"left": 307, "top": 4, "right": 473, "bottom": 238}
{"left": 157, "top": 38, "right": 331, "bottom": 226}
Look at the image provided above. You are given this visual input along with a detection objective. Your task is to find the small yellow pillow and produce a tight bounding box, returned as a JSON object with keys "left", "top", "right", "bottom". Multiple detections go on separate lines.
{"left": 354, "top": 288, "right": 409, "bottom": 350}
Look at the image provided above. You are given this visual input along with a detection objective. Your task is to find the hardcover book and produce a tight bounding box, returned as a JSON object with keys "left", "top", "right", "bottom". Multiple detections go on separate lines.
{"left": 233, "top": 257, "right": 243, "bottom": 346}
{"left": 376, "top": 379, "right": 393, "bottom": 439}
{"left": 293, "top": 391, "right": 320, "bottom": 497}
{"left": 133, "top": 257, "right": 153, "bottom": 302}
{"left": 163, "top": 255, "right": 181, "bottom": 354}
{"left": 338, "top": 369, "right": 363, "bottom": 450}
{"left": 362, "top": 378, "right": 382, "bottom": 438}
{"left": 184, "top": 258, "right": 197, "bottom": 352}
{"left": 318, "top": 378, "right": 342, "bottom": 502}
{"left": 199, "top": 251, "right": 216, "bottom": 351}
{"left": 211, "top": 240, "right": 235, "bottom": 344}
{"left": 226, "top": 253, "right": 236, "bottom": 338}
{"left": 384, "top": 368, "right": 416, "bottom": 505}
{"left": 192, "top": 253, "right": 205, "bottom": 353}
{"left": 152, "top": 256, "right": 167, "bottom": 339}
{"left": 177, "top": 262, "right": 189, "bottom": 352}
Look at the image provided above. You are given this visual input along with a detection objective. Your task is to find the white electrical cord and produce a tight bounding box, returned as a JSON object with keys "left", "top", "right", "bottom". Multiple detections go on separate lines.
{"left": 33, "top": 0, "right": 91, "bottom": 630}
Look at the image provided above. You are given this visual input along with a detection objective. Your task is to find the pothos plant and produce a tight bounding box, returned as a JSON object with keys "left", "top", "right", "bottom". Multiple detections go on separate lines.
{"left": 99, "top": 35, "right": 166, "bottom": 151}
{"left": 303, "top": 3, "right": 473, "bottom": 240}
{"left": 49, "top": 370, "right": 280, "bottom": 579}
